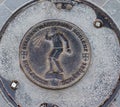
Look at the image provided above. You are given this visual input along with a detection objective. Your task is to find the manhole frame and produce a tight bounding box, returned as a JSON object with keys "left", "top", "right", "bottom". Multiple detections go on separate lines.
{"left": 0, "top": 0, "right": 120, "bottom": 107}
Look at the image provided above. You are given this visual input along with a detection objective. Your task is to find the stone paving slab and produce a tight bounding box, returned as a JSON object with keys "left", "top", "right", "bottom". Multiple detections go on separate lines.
{"left": 103, "top": 0, "right": 120, "bottom": 29}
{"left": 0, "top": 4, "right": 11, "bottom": 30}
{"left": 87, "top": 0, "right": 109, "bottom": 6}
{"left": 4, "top": 0, "right": 32, "bottom": 12}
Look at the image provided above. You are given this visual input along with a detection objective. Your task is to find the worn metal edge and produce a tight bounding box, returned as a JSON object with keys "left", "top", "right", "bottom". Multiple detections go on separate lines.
{"left": 0, "top": 78, "right": 19, "bottom": 107}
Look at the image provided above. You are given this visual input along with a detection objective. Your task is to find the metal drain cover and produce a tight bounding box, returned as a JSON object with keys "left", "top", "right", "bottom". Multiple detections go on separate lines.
{"left": 19, "top": 19, "right": 91, "bottom": 89}
{"left": 0, "top": 0, "right": 120, "bottom": 107}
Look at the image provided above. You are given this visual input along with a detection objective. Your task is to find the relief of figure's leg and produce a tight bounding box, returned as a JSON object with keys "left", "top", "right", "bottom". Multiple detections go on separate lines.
{"left": 53, "top": 58, "right": 64, "bottom": 73}
{"left": 48, "top": 57, "right": 53, "bottom": 72}
{"left": 48, "top": 49, "right": 56, "bottom": 72}
{"left": 45, "top": 57, "right": 64, "bottom": 80}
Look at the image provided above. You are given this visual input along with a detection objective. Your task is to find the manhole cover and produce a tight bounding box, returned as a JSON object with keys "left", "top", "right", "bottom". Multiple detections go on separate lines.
{"left": 0, "top": 0, "right": 120, "bottom": 107}
{"left": 19, "top": 20, "right": 91, "bottom": 89}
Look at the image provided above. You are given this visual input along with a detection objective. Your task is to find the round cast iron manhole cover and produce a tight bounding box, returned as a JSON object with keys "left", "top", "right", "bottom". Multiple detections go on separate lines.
{"left": 0, "top": 0, "right": 120, "bottom": 107}
{"left": 19, "top": 20, "right": 91, "bottom": 89}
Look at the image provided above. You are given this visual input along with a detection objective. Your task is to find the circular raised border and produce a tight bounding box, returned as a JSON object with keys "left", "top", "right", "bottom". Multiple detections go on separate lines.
{"left": 0, "top": 0, "right": 120, "bottom": 106}
{"left": 19, "top": 19, "right": 91, "bottom": 89}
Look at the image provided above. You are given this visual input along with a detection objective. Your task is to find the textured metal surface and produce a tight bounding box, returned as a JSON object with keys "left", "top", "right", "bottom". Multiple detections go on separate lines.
{"left": 19, "top": 19, "right": 91, "bottom": 89}
{"left": 0, "top": 0, "right": 120, "bottom": 107}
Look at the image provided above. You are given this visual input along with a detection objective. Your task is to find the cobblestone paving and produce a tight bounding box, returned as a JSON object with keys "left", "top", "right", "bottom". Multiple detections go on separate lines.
{"left": 0, "top": 0, "right": 120, "bottom": 107}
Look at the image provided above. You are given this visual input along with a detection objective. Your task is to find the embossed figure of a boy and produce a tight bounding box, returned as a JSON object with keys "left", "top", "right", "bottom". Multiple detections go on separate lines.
{"left": 45, "top": 29, "right": 71, "bottom": 74}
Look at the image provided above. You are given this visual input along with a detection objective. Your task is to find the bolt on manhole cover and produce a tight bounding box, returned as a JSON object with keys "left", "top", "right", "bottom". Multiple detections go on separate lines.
{"left": 0, "top": 0, "right": 120, "bottom": 107}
